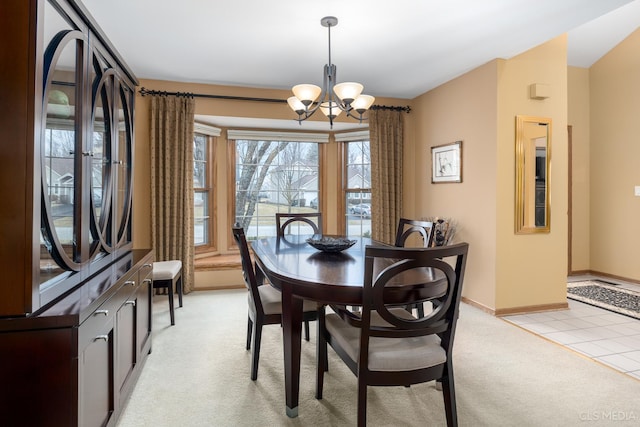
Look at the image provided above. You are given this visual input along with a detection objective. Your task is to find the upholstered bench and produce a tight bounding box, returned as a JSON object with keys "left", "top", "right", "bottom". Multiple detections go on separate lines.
{"left": 152, "top": 260, "right": 183, "bottom": 325}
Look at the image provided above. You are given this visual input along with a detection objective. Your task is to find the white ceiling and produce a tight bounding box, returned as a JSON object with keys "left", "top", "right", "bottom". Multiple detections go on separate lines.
{"left": 82, "top": 0, "right": 640, "bottom": 130}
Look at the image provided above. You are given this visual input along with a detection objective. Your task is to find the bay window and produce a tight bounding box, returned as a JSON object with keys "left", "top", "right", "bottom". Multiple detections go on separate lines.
{"left": 229, "top": 130, "right": 327, "bottom": 240}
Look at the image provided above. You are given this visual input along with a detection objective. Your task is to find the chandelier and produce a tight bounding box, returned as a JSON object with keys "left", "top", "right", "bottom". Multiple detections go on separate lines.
{"left": 287, "top": 16, "right": 375, "bottom": 128}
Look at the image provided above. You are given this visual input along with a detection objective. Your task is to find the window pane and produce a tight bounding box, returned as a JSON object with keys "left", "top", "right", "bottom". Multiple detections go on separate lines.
{"left": 346, "top": 191, "right": 371, "bottom": 237}
{"left": 194, "top": 191, "right": 209, "bottom": 246}
{"left": 193, "top": 134, "right": 207, "bottom": 188}
{"left": 345, "top": 140, "right": 371, "bottom": 238}
{"left": 235, "top": 140, "right": 319, "bottom": 239}
{"left": 193, "top": 133, "right": 211, "bottom": 248}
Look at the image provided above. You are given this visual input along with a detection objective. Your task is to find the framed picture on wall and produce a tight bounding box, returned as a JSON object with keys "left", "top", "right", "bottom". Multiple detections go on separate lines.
{"left": 431, "top": 141, "right": 462, "bottom": 183}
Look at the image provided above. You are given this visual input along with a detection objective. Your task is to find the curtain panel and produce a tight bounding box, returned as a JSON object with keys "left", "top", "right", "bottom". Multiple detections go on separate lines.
{"left": 369, "top": 108, "right": 403, "bottom": 245}
{"left": 150, "top": 95, "right": 195, "bottom": 292}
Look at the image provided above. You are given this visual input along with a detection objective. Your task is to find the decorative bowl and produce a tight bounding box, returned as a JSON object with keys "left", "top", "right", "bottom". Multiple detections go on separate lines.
{"left": 306, "top": 236, "right": 357, "bottom": 253}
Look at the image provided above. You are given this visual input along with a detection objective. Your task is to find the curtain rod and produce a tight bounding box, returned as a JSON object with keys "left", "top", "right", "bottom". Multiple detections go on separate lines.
{"left": 370, "top": 105, "right": 411, "bottom": 113}
{"left": 138, "top": 87, "right": 411, "bottom": 113}
{"left": 138, "top": 87, "right": 285, "bottom": 103}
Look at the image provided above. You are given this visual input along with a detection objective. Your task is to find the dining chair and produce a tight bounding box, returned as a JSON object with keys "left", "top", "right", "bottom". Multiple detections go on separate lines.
{"left": 395, "top": 217, "right": 435, "bottom": 248}
{"left": 276, "top": 212, "right": 323, "bottom": 238}
{"left": 316, "top": 242, "right": 469, "bottom": 427}
{"left": 275, "top": 212, "right": 322, "bottom": 339}
{"left": 395, "top": 218, "right": 436, "bottom": 317}
{"left": 232, "top": 224, "right": 320, "bottom": 380}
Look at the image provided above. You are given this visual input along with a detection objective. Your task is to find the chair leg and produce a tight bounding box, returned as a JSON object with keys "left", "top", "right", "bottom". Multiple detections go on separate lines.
{"left": 177, "top": 274, "right": 183, "bottom": 307}
{"left": 357, "top": 382, "right": 367, "bottom": 427}
{"left": 250, "top": 321, "right": 263, "bottom": 381}
{"left": 441, "top": 364, "right": 458, "bottom": 427}
{"left": 304, "top": 320, "right": 310, "bottom": 341}
{"left": 246, "top": 317, "right": 253, "bottom": 350}
{"left": 167, "top": 282, "right": 175, "bottom": 325}
{"left": 316, "top": 307, "right": 326, "bottom": 399}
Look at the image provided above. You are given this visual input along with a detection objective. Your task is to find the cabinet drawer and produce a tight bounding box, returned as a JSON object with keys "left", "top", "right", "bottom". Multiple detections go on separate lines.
{"left": 79, "top": 304, "right": 114, "bottom": 350}
{"left": 78, "top": 277, "right": 136, "bottom": 349}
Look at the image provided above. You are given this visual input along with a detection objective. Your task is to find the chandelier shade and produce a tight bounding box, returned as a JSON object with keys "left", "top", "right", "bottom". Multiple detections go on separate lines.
{"left": 333, "top": 82, "right": 363, "bottom": 104}
{"left": 352, "top": 94, "right": 375, "bottom": 113}
{"left": 292, "top": 84, "right": 322, "bottom": 106}
{"left": 319, "top": 101, "right": 343, "bottom": 119}
{"left": 289, "top": 16, "right": 374, "bottom": 127}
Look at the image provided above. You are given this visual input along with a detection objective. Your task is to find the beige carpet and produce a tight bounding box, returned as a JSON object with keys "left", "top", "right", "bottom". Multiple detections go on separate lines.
{"left": 117, "top": 289, "right": 640, "bottom": 426}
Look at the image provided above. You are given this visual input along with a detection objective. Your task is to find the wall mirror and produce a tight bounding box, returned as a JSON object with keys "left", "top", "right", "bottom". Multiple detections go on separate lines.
{"left": 515, "top": 115, "right": 551, "bottom": 234}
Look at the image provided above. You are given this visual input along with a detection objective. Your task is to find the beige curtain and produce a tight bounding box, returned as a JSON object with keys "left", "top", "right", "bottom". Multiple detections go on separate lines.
{"left": 369, "top": 108, "right": 403, "bottom": 244}
{"left": 150, "top": 94, "right": 195, "bottom": 293}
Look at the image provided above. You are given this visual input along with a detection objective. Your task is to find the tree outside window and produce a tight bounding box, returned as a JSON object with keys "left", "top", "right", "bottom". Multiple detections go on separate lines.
{"left": 234, "top": 139, "right": 319, "bottom": 239}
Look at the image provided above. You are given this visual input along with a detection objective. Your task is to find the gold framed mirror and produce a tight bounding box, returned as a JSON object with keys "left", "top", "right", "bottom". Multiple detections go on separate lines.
{"left": 515, "top": 115, "right": 551, "bottom": 234}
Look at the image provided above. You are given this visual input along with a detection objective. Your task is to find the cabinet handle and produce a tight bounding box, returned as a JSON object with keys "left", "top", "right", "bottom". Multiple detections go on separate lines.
{"left": 142, "top": 278, "right": 152, "bottom": 284}
{"left": 125, "top": 300, "right": 136, "bottom": 306}
{"left": 82, "top": 151, "right": 94, "bottom": 157}
{"left": 94, "top": 335, "right": 109, "bottom": 342}
{"left": 142, "top": 263, "right": 152, "bottom": 269}
{"left": 124, "top": 280, "right": 135, "bottom": 286}
{"left": 95, "top": 309, "right": 109, "bottom": 316}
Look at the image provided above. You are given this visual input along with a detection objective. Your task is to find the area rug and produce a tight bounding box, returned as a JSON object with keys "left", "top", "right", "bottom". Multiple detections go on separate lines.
{"left": 567, "top": 280, "right": 640, "bottom": 320}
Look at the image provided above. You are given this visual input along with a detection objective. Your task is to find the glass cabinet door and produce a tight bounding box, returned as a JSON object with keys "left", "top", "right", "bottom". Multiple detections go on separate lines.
{"left": 90, "top": 50, "right": 114, "bottom": 254}
{"left": 40, "top": 0, "right": 86, "bottom": 278}
{"left": 34, "top": 0, "right": 138, "bottom": 308}
{"left": 115, "top": 83, "right": 133, "bottom": 247}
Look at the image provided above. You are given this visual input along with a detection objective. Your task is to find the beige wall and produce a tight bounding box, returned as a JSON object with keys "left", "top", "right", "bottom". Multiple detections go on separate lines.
{"left": 494, "top": 36, "right": 569, "bottom": 312}
{"left": 409, "top": 36, "right": 569, "bottom": 313}
{"left": 410, "top": 61, "right": 499, "bottom": 310}
{"left": 589, "top": 28, "right": 640, "bottom": 281}
{"left": 568, "top": 67, "right": 591, "bottom": 272}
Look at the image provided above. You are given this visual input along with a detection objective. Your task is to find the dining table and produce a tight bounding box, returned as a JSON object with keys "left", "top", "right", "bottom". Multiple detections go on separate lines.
{"left": 250, "top": 234, "right": 447, "bottom": 418}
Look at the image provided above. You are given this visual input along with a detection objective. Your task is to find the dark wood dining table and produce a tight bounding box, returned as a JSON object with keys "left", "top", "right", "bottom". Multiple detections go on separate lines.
{"left": 251, "top": 235, "right": 447, "bottom": 418}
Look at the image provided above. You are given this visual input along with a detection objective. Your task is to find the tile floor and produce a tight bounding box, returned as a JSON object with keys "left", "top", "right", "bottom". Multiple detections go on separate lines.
{"left": 502, "top": 276, "right": 640, "bottom": 381}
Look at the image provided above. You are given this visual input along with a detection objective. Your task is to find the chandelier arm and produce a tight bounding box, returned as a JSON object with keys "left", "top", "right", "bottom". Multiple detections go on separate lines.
{"left": 344, "top": 109, "right": 367, "bottom": 122}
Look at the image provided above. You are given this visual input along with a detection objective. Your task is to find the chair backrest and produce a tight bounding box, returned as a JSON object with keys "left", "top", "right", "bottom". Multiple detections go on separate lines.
{"left": 231, "top": 223, "right": 264, "bottom": 314}
{"left": 356, "top": 243, "right": 469, "bottom": 365}
{"left": 394, "top": 218, "right": 435, "bottom": 248}
{"left": 275, "top": 212, "right": 323, "bottom": 238}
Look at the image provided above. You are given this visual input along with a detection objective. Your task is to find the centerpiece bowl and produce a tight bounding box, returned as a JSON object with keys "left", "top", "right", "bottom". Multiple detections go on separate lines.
{"left": 306, "top": 235, "right": 356, "bottom": 253}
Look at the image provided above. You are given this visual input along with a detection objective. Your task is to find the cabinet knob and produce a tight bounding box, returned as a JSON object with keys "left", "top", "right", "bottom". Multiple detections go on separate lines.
{"left": 125, "top": 300, "right": 136, "bottom": 306}
{"left": 94, "top": 335, "right": 109, "bottom": 342}
{"left": 94, "top": 309, "right": 109, "bottom": 316}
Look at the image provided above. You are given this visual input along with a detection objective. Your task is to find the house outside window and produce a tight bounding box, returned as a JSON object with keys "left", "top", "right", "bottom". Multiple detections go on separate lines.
{"left": 230, "top": 130, "right": 326, "bottom": 240}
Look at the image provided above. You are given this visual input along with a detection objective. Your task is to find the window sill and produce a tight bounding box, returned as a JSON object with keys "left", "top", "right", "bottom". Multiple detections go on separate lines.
{"left": 194, "top": 254, "right": 241, "bottom": 272}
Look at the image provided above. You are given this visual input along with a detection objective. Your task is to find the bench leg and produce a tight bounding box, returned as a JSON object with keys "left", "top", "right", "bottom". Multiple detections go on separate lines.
{"left": 168, "top": 281, "right": 175, "bottom": 325}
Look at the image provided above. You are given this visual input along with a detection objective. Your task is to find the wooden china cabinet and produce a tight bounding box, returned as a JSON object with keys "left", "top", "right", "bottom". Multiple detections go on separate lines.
{"left": 0, "top": 1, "right": 152, "bottom": 425}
